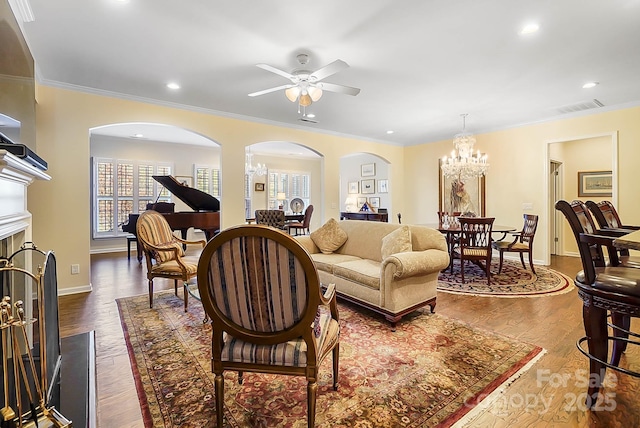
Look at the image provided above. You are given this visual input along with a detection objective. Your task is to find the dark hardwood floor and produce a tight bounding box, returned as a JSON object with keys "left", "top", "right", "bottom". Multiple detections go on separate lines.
{"left": 58, "top": 253, "right": 640, "bottom": 427}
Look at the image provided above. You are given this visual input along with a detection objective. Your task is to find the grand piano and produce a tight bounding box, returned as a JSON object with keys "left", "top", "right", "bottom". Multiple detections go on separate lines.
{"left": 122, "top": 175, "right": 220, "bottom": 262}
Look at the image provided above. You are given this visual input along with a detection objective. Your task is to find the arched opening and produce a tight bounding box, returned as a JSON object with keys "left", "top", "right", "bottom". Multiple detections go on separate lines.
{"left": 245, "top": 141, "right": 323, "bottom": 231}
{"left": 340, "top": 152, "right": 392, "bottom": 221}
{"left": 89, "top": 122, "right": 221, "bottom": 253}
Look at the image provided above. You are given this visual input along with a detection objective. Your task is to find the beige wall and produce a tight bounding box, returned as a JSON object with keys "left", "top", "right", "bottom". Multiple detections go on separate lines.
{"left": 29, "top": 85, "right": 404, "bottom": 293}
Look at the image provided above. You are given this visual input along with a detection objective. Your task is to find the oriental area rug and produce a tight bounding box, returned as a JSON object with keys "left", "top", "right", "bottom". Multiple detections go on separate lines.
{"left": 438, "top": 259, "right": 574, "bottom": 298}
{"left": 118, "top": 291, "right": 545, "bottom": 427}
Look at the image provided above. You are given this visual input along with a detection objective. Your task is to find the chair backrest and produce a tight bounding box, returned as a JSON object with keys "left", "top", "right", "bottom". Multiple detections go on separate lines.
{"left": 197, "top": 225, "right": 320, "bottom": 343}
{"left": 585, "top": 200, "right": 621, "bottom": 229}
{"left": 255, "top": 210, "right": 286, "bottom": 229}
{"left": 459, "top": 217, "right": 495, "bottom": 248}
{"left": 136, "top": 210, "right": 184, "bottom": 263}
{"left": 301, "top": 205, "right": 314, "bottom": 228}
{"left": 520, "top": 214, "right": 539, "bottom": 244}
{"left": 555, "top": 200, "right": 612, "bottom": 285}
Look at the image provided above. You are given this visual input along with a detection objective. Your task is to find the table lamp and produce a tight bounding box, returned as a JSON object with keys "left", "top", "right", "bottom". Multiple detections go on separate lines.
{"left": 277, "top": 192, "right": 286, "bottom": 210}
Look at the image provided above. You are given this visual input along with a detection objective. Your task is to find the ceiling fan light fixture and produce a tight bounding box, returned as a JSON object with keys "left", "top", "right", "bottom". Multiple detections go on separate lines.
{"left": 285, "top": 87, "right": 300, "bottom": 102}
{"left": 308, "top": 86, "right": 323, "bottom": 102}
{"left": 299, "top": 94, "right": 312, "bottom": 107}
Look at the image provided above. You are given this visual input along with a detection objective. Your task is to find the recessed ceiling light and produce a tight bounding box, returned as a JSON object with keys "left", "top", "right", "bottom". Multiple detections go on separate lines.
{"left": 582, "top": 82, "right": 599, "bottom": 89}
{"left": 386, "top": 130, "right": 394, "bottom": 134}
{"left": 520, "top": 23, "right": 539, "bottom": 34}
{"left": 166, "top": 82, "right": 180, "bottom": 90}
{"left": 306, "top": 113, "right": 316, "bottom": 118}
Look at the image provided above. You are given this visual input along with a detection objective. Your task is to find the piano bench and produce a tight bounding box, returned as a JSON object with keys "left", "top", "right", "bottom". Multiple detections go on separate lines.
{"left": 126, "top": 235, "right": 137, "bottom": 260}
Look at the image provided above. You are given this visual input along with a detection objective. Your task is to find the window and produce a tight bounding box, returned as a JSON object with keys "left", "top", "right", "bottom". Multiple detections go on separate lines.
{"left": 92, "top": 157, "right": 172, "bottom": 238}
{"left": 194, "top": 165, "right": 221, "bottom": 197}
{"left": 267, "top": 169, "right": 311, "bottom": 211}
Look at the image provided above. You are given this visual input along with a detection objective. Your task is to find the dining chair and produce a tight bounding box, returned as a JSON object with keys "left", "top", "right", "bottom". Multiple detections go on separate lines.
{"left": 492, "top": 214, "right": 538, "bottom": 274}
{"left": 454, "top": 217, "right": 495, "bottom": 284}
{"left": 585, "top": 200, "right": 640, "bottom": 266}
{"left": 136, "top": 210, "right": 205, "bottom": 310}
{"left": 284, "top": 204, "right": 314, "bottom": 236}
{"left": 555, "top": 199, "right": 640, "bottom": 408}
{"left": 197, "top": 225, "right": 340, "bottom": 427}
{"left": 255, "top": 209, "right": 286, "bottom": 229}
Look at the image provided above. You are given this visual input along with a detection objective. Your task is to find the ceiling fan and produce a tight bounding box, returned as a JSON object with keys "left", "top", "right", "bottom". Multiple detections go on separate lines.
{"left": 248, "top": 54, "right": 361, "bottom": 113}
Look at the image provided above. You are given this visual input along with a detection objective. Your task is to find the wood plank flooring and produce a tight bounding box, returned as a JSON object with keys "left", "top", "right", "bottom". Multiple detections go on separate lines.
{"left": 58, "top": 253, "right": 640, "bottom": 427}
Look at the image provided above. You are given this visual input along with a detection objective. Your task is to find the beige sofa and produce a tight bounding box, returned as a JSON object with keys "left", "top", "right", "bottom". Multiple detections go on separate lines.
{"left": 296, "top": 220, "right": 449, "bottom": 328}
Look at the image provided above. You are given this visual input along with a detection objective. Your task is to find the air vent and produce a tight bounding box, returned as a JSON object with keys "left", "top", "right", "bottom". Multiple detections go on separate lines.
{"left": 298, "top": 117, "right": 318, "bottom": 124}
{"left": 556, "top": 99, "right": 604, "bottom": 114}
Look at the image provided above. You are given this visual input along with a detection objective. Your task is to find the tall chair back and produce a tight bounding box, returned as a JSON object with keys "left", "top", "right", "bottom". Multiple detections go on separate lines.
{"left": 255, "top": 209, "right": 286, "bottom": 229}
{"left": 197, "top": 225, "right": 340, "bottom": 427}
{"left": 456, "top": 217, "right": 495, "bottom": 284}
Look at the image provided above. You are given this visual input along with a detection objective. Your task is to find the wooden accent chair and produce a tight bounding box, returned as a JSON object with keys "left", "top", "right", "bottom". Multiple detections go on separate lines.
{"left": 454, "top": 217, "right": 495, "bottom": 284}
{"left": 555, "top": 199, "right": 640, "bottom": 407}
{"left": 197, "top": 225, "right": 340, "bottom": 427}
{"left": 284, "top": 204, "right": 314, "bottom": 236}
{"left": 136, "top": 210, "right": 205, "bottom": 310}
{"left": 492, "top": 214, "right": 539, "bottom": 274}
{"left": 255, "top": 209, "right": 286, "bottom": 229}
{"left": 585, "top": 200, "right": 640, "bottom": 231}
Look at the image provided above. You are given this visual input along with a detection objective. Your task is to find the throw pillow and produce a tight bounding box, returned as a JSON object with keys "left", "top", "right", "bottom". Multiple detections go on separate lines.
{"left": 310, "top": 218, "right": 348, "bottom": 254}
{"left": 381, "top": 225, "right": 412, "bottom": 259}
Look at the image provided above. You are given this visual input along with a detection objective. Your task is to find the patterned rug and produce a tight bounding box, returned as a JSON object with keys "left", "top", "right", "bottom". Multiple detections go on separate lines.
{"left": 118, "top": 291, "right": 545, "bottom": 427}
{"left": 438, "top": 259, "right": 574, "bottom": 297}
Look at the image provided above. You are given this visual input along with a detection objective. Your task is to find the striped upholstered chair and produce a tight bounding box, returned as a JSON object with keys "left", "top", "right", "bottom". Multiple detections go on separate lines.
{"left": 136, "top": 210, "right": 205, "bottom": 310}
{"left": 197, "top": 224, "right": 340, "bottom": 427}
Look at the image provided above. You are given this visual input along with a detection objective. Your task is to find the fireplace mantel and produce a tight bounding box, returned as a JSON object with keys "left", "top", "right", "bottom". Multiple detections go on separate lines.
{"left": 0, "top": 149, "right": 50, "bottom": 243}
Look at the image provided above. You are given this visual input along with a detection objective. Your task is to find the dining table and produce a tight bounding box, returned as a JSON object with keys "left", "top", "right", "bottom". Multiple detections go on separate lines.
{"left": 420, "top": 222, "right": 517, "bottom": 271}
{"left": 613, "top": 229, "right": 640, "bottom": 251}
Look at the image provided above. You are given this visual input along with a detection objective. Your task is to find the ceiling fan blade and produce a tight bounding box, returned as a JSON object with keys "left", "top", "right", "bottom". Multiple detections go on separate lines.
{"left": 310, "top": 59, "right": 349, "bottom": 81}
{"left": 318, "top": 82, "right": 361, "bottom": 96}
{"left": 256, "top": 63, "right": 295, "bottom": 80}
{"left": 248, "top": 84, "right": 294, "bottom": 97}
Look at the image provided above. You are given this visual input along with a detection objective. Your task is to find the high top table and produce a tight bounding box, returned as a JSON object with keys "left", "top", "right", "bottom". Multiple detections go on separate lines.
{"left": 613, "top": 229, "right": 640, "bottom": 251}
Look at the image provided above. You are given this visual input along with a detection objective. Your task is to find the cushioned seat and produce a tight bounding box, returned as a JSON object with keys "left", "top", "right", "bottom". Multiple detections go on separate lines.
{"left": 333, "top": 259, "right": 381, "bottom": 290}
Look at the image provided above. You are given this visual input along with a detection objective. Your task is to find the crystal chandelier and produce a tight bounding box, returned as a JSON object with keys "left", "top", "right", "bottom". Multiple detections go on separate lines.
{"left": 440, "top": 114, "right": 489, "bottom": 181}
{"left": 245, "top": 150, "right": 267, "bottom": 177}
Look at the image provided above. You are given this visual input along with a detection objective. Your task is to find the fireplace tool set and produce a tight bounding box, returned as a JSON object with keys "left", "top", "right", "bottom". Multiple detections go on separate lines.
{"left": 0, "top": 243, "right": 70, "bottom": 428}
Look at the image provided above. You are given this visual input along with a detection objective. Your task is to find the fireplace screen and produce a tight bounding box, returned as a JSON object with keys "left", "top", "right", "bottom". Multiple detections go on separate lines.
{"left": 0, "top": 243, "right": 69, "bottom": 426}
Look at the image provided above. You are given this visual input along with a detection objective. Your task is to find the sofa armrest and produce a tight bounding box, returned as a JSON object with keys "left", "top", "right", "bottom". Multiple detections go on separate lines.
{"left": 382, "top": 249, "right": 450, "bottom": 279}
{"left": 295, "top": 235, "right": 320, "bottom": 254}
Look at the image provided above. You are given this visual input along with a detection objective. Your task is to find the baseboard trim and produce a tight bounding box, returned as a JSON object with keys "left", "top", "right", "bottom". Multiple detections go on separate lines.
{"left": 59, "top": 283, "right": 93, "bottom": 296}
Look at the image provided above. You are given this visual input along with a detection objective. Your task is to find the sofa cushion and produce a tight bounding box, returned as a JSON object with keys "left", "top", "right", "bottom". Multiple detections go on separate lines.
{"left": 310, "top": 218, "right": 348, "bottom": 254}
{"left": 333, "top": 259, "right": 381, "bottom": 290}
{"left": 311, "top": 253, "right": 362, "bottom": 274}
{"left": 381, "top": 225, "right": 412, "bottom": 259}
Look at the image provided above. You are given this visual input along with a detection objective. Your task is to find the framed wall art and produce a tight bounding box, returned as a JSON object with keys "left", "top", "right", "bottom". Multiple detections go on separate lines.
{"left": 348, "top": 181, "right": 359, "bottom": 194}
{"left": 377, "top": 179, "right": 388, "bottom": 193}
{"left": 361, "top": 179, "right": 375, "bottom": 194}
{"left": 361, "top": 163, "right": 376, "bottom": 177}
{"left": 368, "top": 197, "right": 380, "bottom": 209}
{"left": 254, "top": 182, "right": 265, "bottom": 191}
{"left": 357, "top": 197, "right": 367, "bottom": 207}
{"left": 578, "top": 170, "right": 612, "bottom": 197}
{"left": 438, "top": 159, "right": 486, "bottom": 216}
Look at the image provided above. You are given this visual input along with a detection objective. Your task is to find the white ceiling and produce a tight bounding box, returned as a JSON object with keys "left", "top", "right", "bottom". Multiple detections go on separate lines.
{"left": 14, "top": 0, "right": 640, "bottom": 147}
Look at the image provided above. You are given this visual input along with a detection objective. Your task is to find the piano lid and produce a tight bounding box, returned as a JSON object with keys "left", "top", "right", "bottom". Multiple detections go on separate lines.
{"left": 153, "top": 175, "right": 220, "bottom": 212}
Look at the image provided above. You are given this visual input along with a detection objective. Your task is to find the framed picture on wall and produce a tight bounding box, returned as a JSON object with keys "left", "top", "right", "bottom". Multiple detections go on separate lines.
{"left": 578, "top": 170, "right": 612, "bottom": 197}
{"left": 348, "top": 181, "right": 359, "bottom": 194}
{"left": 361, "top": 179, "right": 375, "bottom": 194}
{"left": 377, "top": 179, "right": 388, "bottom": 193}
{"left": 361, "top": 163, "right": 376, "bottom": 177}
{"left": 438, "top": 159, "right": 486, "bottom": 216}
{"left": 254, "top": 182, "right": 265, "bottom": 191}
{"left": 357, "top": 197, "right": 367, "bottom": 207}
{"left": 369, "top": 197, "right": 380, "bottom": 209}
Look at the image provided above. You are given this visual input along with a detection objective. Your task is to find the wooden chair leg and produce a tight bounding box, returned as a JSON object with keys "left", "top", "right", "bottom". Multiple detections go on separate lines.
{"left": 528, "top": 251, "right": 536, "bottom": 274}
{"left": 307, "top": 380, "right": 318, "bottom": 428}
{"left": 174, "top": 279, "right": 178, "bottom": 296}
{"left": 333, "top": 344, "right": 339, "bottom": 391}
{"left": 486, "top": 257, "right": 491, "bottom": 285}
{"left": 183, "top": 281, "right": 189, "bottom": 312}
{"left": 215, "top": 373, "right": 224, "bottom": 427}
{"left": 148, "top": 279, "right": 154, "bottom": 308}
{"left": 498, "top": 251, "right": 505, "bottom": 273}
{"left": 460, "top": 259, "right": 465, "bottom": 284}
{"left": 611, "top": 312, "right": 630, "bottom": 367}
{"left": 583, "top": 302, "right": 608, "bottom": 407}
{"left": 519, "top": 253, "right": 526, "bottom": 270}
